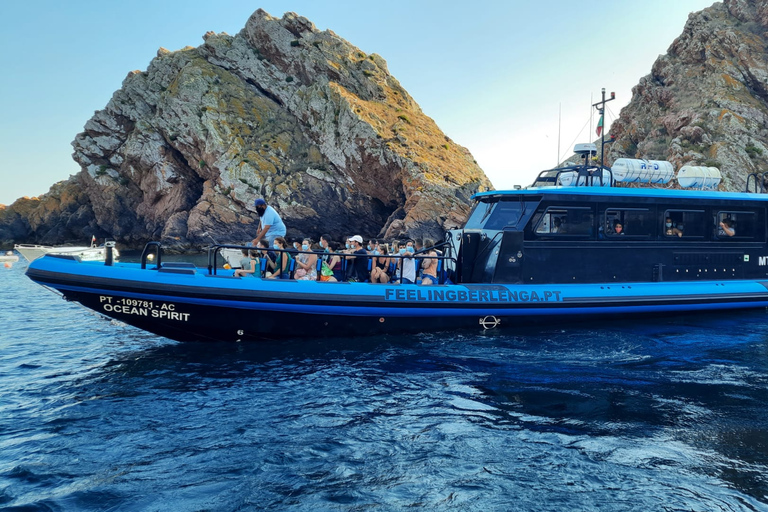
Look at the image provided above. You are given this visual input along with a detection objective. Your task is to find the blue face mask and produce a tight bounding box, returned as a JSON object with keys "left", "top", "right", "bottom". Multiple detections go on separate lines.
{"left": 302, "top": 244, "right": 309, "bottom": 251}
{"left": 666, "top": 222, "right": 672, "bottom": 228}
{"left": 345, "top": 243, "right": 351, "bottom": 250}
{"left": 399, "top": 248, "right": 406, "bottom": 255}
{"left": 406, "top": 246, "right": 414, "bottom": 253}
{"left": 273, "top": 243, "right": 280, "bottom": 250}
{"left": 373, "top": 250, "right": 380, "bottom": 255}
{"left": 367, "top": 245, "right": 372, "bottom": 251}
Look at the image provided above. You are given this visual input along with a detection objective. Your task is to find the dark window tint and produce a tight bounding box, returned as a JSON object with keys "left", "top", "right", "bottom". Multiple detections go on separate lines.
{"left": 663, "top": 209, "right": 706, "bottom": 238}
{"left": 603, "top": 208, "right": 652, "bottom": 238}
{"left": 534, "top": 207, "right": 594, "bottom": 237}
{"left": 716, "top": 211, "right": 756, "bottom": 239}
{"left": 485, "top": 201, "right": 527, "bottom": 230}
{"left": 465, "top": 200, "right": 495, "bottom": 229}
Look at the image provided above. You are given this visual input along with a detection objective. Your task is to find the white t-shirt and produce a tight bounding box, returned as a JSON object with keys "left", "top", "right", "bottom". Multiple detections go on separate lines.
{"left": 401, "top": 257, "right": 416, "bottom": 282}
{"left": 259, "top": 206, "right": 286, "bottom": 238}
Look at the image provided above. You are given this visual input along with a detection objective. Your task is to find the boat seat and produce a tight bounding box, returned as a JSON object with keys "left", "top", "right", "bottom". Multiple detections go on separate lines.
{"left": 162, "top": 262, "right": 196, "bottom": 269}
{"left": 315, "top": 256, "right": 323, "bottom": 281}
{"left": 159, "top": 262, "right": 196, "bottom": 275}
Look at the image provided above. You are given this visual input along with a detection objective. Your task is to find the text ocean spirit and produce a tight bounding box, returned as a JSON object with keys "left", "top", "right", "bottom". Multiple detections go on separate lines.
{"left": 99, "top": 296, "right": 190, "bottom": 321}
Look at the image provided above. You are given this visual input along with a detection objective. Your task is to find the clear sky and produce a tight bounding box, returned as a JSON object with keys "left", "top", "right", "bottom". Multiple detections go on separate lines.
{"left": 0, "top": 0, "right": 716, "bottom": 205}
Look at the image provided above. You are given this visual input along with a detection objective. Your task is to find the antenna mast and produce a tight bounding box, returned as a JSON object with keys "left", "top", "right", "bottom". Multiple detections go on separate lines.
{"left": 592, "top": 88, "right": 615, "bottom": 168}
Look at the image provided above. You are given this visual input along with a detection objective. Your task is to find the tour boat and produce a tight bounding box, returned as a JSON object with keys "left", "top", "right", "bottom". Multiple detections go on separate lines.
{"left": 25, "top": 143, "right": 768, "bottom": 342}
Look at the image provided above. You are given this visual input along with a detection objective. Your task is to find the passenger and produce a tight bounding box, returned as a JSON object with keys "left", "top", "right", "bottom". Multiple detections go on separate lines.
{"left": 719, "top": 218, "right": 735, "bottom": 237}
{"left": 370, "top": 245, "right": 391, "bottom": 283}
{"left": 237, "top": 248, "right": 250, "bottom": 271}
{"left": 346, "top": 235, "right": 370, "bottom": 282}
{"left": 327, "top": 241, "right": 344, "bottom": 282}
{"left": 420, "top": 238, "right": 439, "bottom": 285}
{"left": 266, "top": 236, "right": 292, "bottom": 279}
{"left": 319, "top": 234, "right": 332, "bottom": 263}
{"left": 293, "top": 238, "right": 318, "bottom": 281}
{"left": 395, "top": 240, "right": 416, "bottom": 284}
{"left": 288, "top": 239, "right": 300, "bottom": 258}
{"left": 234, "top": 249, "right": 261, "bottom": 277}
{"left": 552, "top": 217, "right": 563, "bottom": 233}
{"left": 251, "top": 198, "right": 287, "bottom": 246}
{"left": 256, "top": 240, "right": 273, "bottom": 277}
{"left": 367, "top": 239, "right": 377, "bottom": 253}
{"left": 613, "top": 222, "right": 625, "bottom": 235}
{"left": 665, "top": 217, "right": 683, "bottom": 237}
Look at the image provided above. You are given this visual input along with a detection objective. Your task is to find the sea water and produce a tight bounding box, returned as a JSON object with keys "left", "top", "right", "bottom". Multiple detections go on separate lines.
{"left": 1, "top": 258, "right": 767, "bottom": 511}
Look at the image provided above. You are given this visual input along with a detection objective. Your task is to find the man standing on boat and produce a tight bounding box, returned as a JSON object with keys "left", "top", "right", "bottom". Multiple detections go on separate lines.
{"left": 251, "top": 198, "right": 287, "bottom": 246}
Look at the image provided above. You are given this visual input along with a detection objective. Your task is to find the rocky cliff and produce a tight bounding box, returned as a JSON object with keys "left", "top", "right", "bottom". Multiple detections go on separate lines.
{"left": 0, "top": 9, "right": 491, "bottom": 249}
{"left": 607, "top": 0, "right": 768, "bottom": 190}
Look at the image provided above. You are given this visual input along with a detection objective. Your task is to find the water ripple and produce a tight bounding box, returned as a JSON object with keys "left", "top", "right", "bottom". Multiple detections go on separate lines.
{"left": 1, "top": 263, "right": 767, "bottom": 510}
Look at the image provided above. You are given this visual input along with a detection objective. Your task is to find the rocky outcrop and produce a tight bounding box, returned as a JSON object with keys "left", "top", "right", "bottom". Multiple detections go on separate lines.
{"left": 0, "top": 9, "right": 491, "bottom": 249}
{"left": 607, "top": 0, "right": 768, "bottom": 191}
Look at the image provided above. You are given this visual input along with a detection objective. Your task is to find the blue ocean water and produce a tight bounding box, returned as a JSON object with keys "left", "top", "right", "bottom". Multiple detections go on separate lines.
{"left": 1, "top": 257, "right": 767, "bottom": 511}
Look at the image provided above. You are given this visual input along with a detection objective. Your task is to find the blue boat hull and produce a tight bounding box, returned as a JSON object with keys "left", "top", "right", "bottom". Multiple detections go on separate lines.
{"left": 26, "top": 255, "right": 768, "bottom": 342}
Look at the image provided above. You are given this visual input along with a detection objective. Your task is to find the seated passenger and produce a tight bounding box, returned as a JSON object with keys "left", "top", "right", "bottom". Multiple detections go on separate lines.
{"left": 370, "top": 245, "right": 391, "bottom": 283}
{"left": 234, "top": 249, "right": 261, "bottom": 277}
{"left": 267, "top": 236, "right": 292, "bottom": 279}
{"left": 293, "top": 238, "right": 318, "bottom": 281}
{"left": 237, "top": 248, "right": 251, "bottom": 271}
{"left": 665, "top": 217, "right": 683, "bottom": 237}
{"left": 394, "top": 240, "right": 416, "bottom": 284}
{"left": 420, "top": 238, "right": 439, "bottom": 285}
{"left": 327, "top": 241, "right": 344, "bottom": 282}
{"left": 346, "top": 235, "right": 370, "bottom": 282}
{"left": 719, "top": 218, "right": 735, "bottom": 237}
{"left": 551, "top": 217, "right": 564, "bottom": 233}
{"left": 256, "top": 240, "right": 273, "bottom": 277}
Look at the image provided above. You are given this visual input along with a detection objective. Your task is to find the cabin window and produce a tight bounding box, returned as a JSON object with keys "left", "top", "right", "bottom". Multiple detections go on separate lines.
{"left": 485, "top": 200, "right": 528, "bottom": 230}
{"left": 602, "top": 208, "right": 652, "bottom": 238}
{"left": 716, "top": 211, "right": 756, "bottom": 239}
{"left": 534, "top": 207, "right": 593, "bottom": 237}
{"left": 465, "top": 200, "right": 495, "bottom": 229}
{"left": 466, "top": 198, "right": 538, "bottom": 230}
{"left": 663, "top": 209, "right": 706, "bottom": 239}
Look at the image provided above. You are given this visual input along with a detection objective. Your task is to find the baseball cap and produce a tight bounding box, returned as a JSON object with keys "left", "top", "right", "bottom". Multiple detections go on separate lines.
{"left": 350, "top": 235, "right": 363, "bottom": 243}
{"left": 254, "top": 198, "right": 266, "bottom": 206}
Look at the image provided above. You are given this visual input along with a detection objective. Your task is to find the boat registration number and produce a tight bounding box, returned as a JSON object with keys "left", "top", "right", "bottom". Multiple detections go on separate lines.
{"left": 99, "top": 295, "right": 190, "bottom": 321}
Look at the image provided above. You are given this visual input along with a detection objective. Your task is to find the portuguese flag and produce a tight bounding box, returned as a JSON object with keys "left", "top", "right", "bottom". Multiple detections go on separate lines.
{"left": 596, "top": 115, "right": 604, "bottom": 136}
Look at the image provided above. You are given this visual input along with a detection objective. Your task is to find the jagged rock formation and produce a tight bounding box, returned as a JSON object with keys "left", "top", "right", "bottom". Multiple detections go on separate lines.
{"left": 0, "top": 9, "right": 490, "bottom": 249}
{"left": 607, "top": 0, "right": 768, "bottom": 190}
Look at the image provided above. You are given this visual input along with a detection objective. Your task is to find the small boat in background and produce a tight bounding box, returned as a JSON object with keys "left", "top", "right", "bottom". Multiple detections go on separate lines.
{"left": 14, "top": 237, "right": 119, "bottom": 263}
{"left": 0, "top": 251, "right": 19, "bottom": 263}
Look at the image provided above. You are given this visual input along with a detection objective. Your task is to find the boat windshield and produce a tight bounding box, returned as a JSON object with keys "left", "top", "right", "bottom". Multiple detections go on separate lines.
{"left": 465, "top": 198, "right": 537, "bottom": 230}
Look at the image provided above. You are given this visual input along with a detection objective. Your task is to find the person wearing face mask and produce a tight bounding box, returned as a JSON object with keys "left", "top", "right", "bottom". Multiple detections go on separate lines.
{"left": 266, "top": 236, "right": 292, "bottom": 279}
{"left": 319, "top": 234, "right": 332, "bottom": 262}
{"left": 251, "top": 198, "right": 286, "bottom": 247}
{"left": 370, "top": 245, "right": 391, "bottom": 283}
{"left": 293, "top": 238, "right": 318, "bottom": 281}
{"left": 327, "top": 241, "right": 344, "bottom": 282}
{"left": 345, "top": 235, "right": 370, "bottom": 282}
{"left": 394, "top": 240, "right": 416, "bottom": 284}
{"left": 665, "top": 217, "right": 683, "bottom": 237}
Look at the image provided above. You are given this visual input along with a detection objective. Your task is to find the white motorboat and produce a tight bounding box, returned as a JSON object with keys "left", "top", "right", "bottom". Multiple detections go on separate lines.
{"left": 14, "top": 240, "right": 119, "bottom": 263}
{"left": 0, "top": 251, "right": 19, "bottom": 263}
